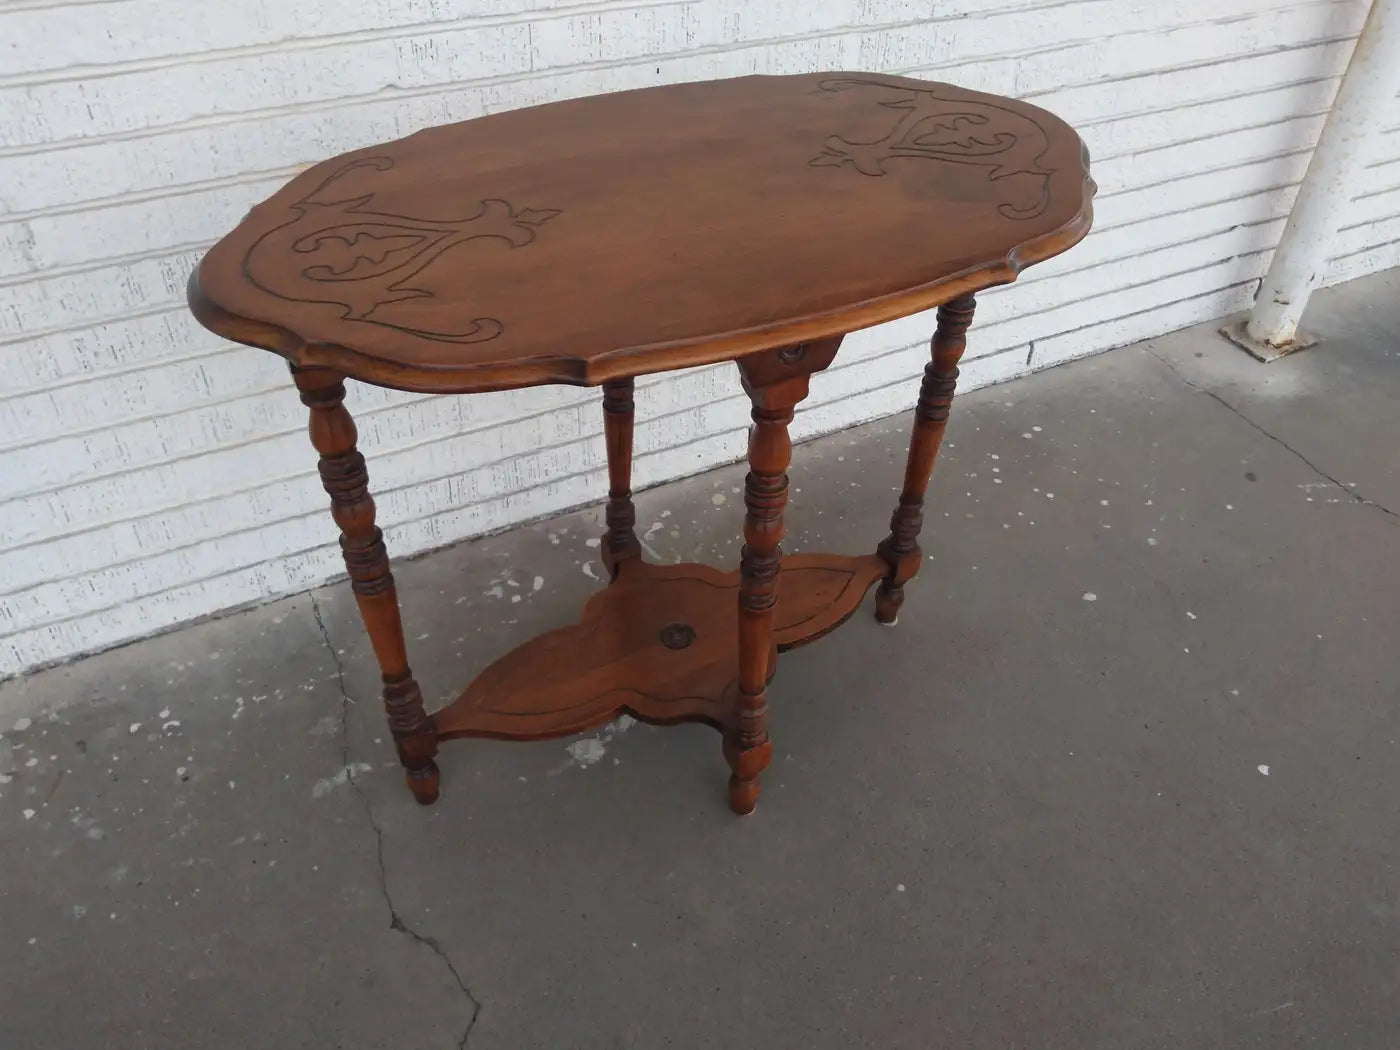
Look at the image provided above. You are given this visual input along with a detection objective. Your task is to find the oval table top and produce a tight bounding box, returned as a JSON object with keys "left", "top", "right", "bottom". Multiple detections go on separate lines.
{"left": 189, "top": 73, "right": 1094, "bottom": 393}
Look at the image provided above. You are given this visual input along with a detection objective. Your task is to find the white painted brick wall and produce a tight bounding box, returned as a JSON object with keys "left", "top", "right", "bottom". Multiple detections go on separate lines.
{"left": 3, "top": 0, "right": 1399, "bottom": 675}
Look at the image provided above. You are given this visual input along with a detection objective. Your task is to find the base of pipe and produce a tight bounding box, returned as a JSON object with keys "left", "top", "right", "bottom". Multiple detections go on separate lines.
{"left": 1219, "top": 318, "right": 1319, "bottom": 364}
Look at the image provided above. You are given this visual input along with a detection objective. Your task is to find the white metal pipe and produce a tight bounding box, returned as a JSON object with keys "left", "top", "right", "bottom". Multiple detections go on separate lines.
{"left": 1246, "top": 0, "right": 1400, "bottom": 348}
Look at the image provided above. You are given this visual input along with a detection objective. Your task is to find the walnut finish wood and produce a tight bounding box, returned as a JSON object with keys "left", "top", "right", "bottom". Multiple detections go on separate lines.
{"left": 292, "top": 367, "right": 440, "bottom": 803}
{"left": 875, "top": 294, "right": 977, "bottom": 624}
{"left": 188, "top": 74, "right": 1095, "bottom": 814}
{"left": 433, "top": 553, "right": 888, "bottom": 742}
{"left": 600, "top": 377, "right": 641, "bottom": 578}
{"left": 189, "top": 73, "right": 1093, "bottom": 394}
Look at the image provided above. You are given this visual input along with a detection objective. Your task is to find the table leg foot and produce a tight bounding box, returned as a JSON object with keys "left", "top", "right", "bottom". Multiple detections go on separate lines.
{"left": 405, "top": 759, "right": 441, "bottom": 806}
{"left": 390, "top": 681, "right": 440, "bottom": 803}
{"left": 873, "top": 588, "right": 907, "bottom": 621}
{"left": 874, "top": 583, "right": 903, "bottom": 625}
{"left": 724, "top": 733, "right": 772, "bottom": 815}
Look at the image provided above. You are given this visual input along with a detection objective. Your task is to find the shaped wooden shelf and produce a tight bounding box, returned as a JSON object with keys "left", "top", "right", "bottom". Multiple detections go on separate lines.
{"left": 434, "top": 553, "right": 888, "bottom": 741}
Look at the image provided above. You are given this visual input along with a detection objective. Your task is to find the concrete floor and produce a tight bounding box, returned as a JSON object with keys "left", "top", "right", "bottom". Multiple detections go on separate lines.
{"left": 2, "top": 270, "right": 1398, "bottom": 1049}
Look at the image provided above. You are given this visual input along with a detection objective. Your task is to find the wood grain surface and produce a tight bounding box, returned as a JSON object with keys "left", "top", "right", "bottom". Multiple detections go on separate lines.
{"left": 189, "top": 73, "right": 1094, "bottom": 392}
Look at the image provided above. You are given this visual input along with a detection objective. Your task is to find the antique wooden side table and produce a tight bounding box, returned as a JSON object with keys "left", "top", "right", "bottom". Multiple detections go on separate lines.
{"left": 189, "top": 73, "right": 1093, "bottom": 815}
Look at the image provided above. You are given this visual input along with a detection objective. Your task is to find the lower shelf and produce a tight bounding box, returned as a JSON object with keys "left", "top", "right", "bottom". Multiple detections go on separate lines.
{"left": 431, "top": 552, "right": 887, "bottom": 742}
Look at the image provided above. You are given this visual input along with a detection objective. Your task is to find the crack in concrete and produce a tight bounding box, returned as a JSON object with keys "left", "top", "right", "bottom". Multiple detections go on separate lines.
{"left": 1143, "top": 344, "right": 1400, "bottom": 526}
{"left": 309, "top": 592, "right": 483, "bottom": 1049}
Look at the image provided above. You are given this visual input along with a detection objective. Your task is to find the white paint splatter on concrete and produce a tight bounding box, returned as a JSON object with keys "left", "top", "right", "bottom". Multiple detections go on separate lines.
{"left": 158, "top": 708, "right": 171, "bottom": 719}
{"left": 558, "top": 715, "right": 635, "bottom": 772}
{"left": 896, "top": 883, "right": 906, "bottom": 892}
{"left": 1257, "top": 765, "right": 1270, "bottom": 776}
{"left": 533, "top": 575, "right": 544, "bottom": 591}
{"left": 566, "top": 738, "right": 606, "bottom": 767}
{"left": 1186, "top": 612, "right": 1197, "bottom": 620}
{"left": 128, "top": 723, "right": 142, "bottom": 735}
{"left": 312, "top": 763, "right": 373, "bottom": 798}
{"left": 23, "top": 808, "right": 36, "bottom": 820}
{"left": 1082, "top": 592, "right": 1097, "bottom": 602}
{"left": 581, "top": 562, "right": 600, "bottom": 580}
{"left": 711, "top": 493, "right": 726, "bottom": 505}
{"left": 12, "top": 718, "right": 31, "bottom": 732}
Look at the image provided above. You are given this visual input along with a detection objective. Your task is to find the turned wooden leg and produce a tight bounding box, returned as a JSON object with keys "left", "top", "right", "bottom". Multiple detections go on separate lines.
{"left": 600, "top": 377, "right": 642, "bottom": 578}
{"left": 293, "top": 366, "right": 440, "bottom": 805}
{"left": 875, "top": 293, "right": 976, "bottom": 625}
{"left": 725, "top": 340, "right": 839, "bottom": 814}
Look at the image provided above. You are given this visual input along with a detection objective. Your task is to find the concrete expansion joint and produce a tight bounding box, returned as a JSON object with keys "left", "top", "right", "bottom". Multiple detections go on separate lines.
{"left": 1143, "top": 344, "right": 1400, "bottom": 526}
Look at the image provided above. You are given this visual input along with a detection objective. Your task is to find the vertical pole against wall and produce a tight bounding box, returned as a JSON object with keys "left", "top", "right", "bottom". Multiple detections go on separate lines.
{"left": 1225, "top": 0, "right": 1400, "bottom": 361}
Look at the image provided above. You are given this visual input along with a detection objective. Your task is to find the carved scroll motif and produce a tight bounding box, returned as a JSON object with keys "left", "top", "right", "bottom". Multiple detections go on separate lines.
{"left": 811, "top": 77, "right": 1055, "bottom": 220}
{"left": 243, "top": 157, "right": 560, "bottom": 343}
